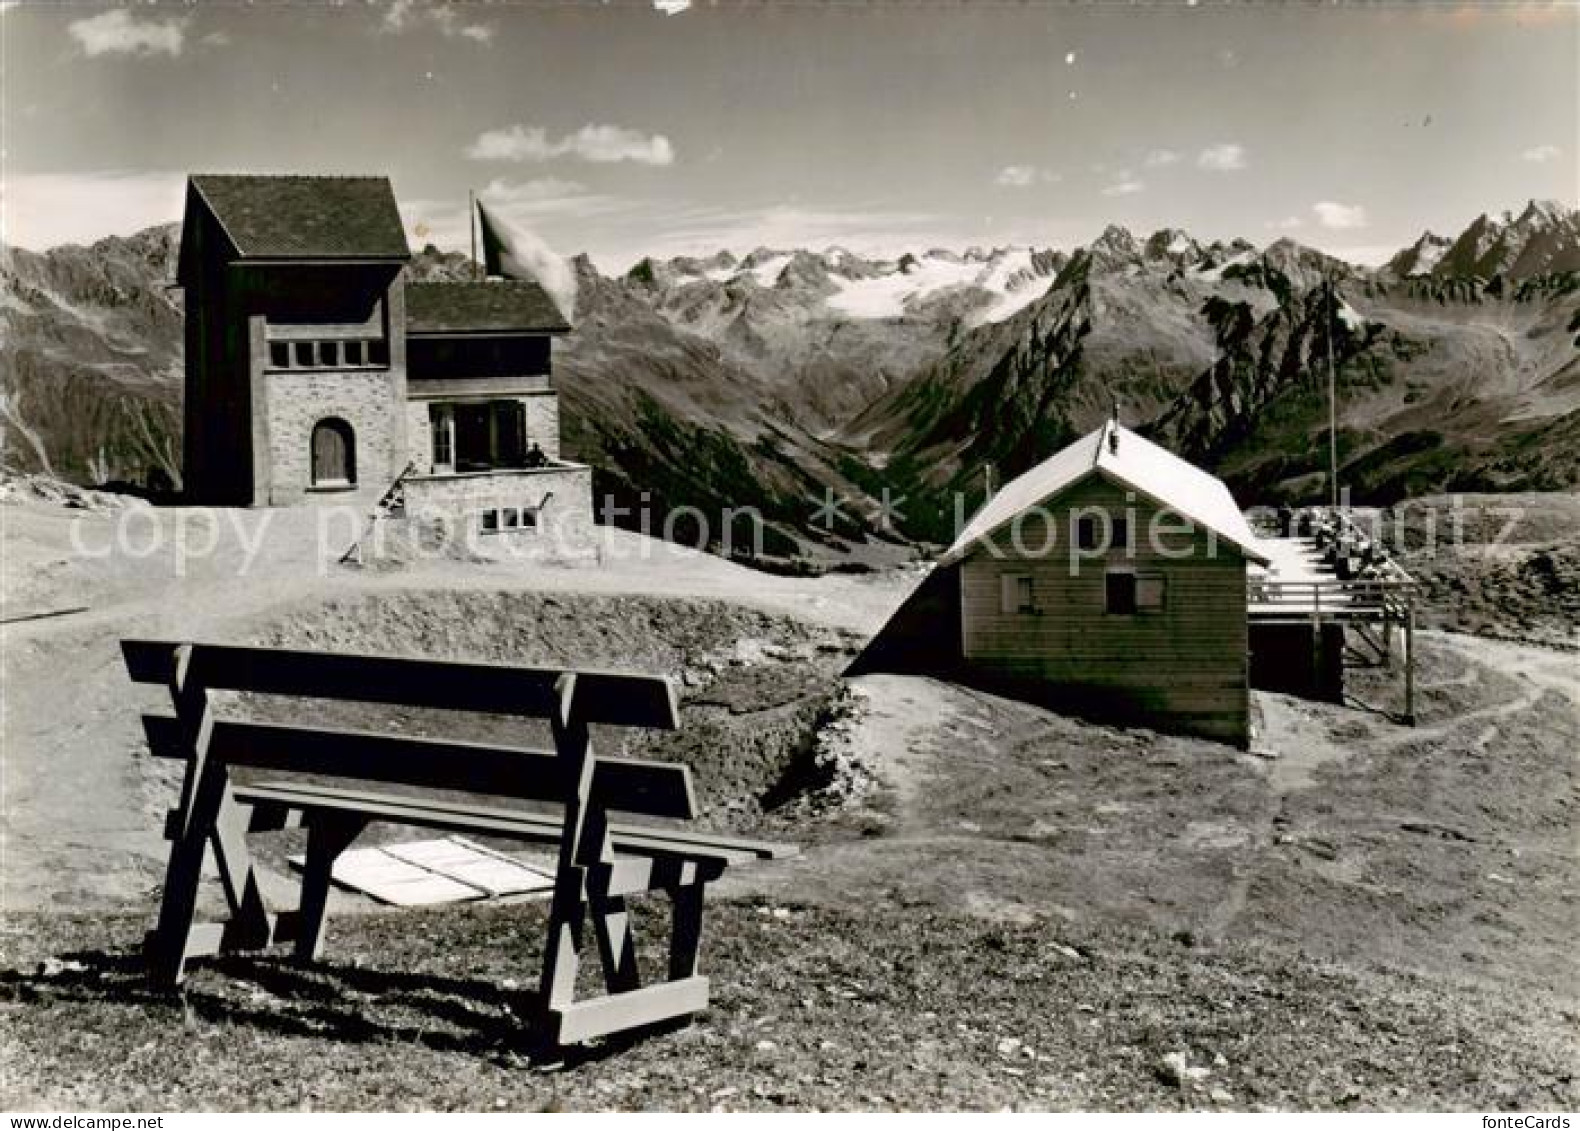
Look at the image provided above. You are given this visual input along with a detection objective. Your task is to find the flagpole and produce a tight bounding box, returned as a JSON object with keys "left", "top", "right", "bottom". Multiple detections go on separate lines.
{"left": 1326, "top": 276, "right": 1339, "bottom": 514}
{"left": 469, "top": 190, "right": 479, "bottom": 281}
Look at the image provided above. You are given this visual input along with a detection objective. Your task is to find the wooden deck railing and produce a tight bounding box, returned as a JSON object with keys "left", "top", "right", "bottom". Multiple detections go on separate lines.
{"left": 1246, "top": 576, "right": 1415, "bottom": 621}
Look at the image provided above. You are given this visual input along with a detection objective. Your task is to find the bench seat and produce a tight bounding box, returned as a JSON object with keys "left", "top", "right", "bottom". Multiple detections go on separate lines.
{"left": 235, "top": 780, "right": 797, "bottom": 869}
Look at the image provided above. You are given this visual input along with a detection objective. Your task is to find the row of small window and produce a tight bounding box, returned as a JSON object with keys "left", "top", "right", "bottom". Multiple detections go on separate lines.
{"left": 1001, "top": 571, "right": 1165, "bottom": 616}
{"left": 267, "top": 339, "right": 389, "bottom": 371}
{"left": 478, "top": 504, "right": 541, "bottom": 534}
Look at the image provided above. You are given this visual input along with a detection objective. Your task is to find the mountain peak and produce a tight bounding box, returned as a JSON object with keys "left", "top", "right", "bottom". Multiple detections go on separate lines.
{"left": 1384, "top": 230, "right": 1453, "bottom": 278}
{"left": 1432, "top": 199, "right": 1580, "bottom": 280}
{"left": 1143, "top": 228, "right": 1200, "bottom": 262}
{"left": 1514, "top": 198, "right": 1573, "bottom": 227}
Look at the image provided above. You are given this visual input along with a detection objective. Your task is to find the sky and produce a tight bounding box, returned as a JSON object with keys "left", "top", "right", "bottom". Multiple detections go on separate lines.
{"left": 2, "top": 0, "right": 1576, "bottom": 269}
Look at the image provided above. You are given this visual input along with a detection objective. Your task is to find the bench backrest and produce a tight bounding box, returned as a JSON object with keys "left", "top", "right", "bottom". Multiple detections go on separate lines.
{"left": 123, "top": 639, "right": 694, "bottom": 821}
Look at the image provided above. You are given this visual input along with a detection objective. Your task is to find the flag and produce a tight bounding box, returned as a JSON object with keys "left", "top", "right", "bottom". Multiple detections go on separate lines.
{"left": 475, "top": 199, "right": 578, "bottom": 322}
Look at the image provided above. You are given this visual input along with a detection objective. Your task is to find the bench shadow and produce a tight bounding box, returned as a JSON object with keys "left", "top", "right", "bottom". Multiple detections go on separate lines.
{"left": 0, "top": 946, "right": 680, "bottom": 1068}
{"left": 1341, "top": 692, "right": 1412, "bottom": 726}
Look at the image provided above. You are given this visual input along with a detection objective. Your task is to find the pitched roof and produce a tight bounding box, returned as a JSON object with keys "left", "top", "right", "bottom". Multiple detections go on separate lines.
{"left": 188, "top": 174, "right": 410, "bottom": 260}
{"left": 404, "top": 281, "right": 572, "bottom": 335}
{"left": 941, "top": 421, "right": 1270, "bottom": 566}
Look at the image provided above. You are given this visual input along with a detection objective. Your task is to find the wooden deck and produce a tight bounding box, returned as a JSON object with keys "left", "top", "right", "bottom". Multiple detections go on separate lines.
{"left": 1247, "top": 537, "right": 1413, "bottom": 623}
{"left": 1245, "top": 521, "right": 1419, "bottom": 724}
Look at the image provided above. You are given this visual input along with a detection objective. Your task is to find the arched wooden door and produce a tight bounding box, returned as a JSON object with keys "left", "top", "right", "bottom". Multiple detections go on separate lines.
{"left": 311, "top": 418, "right": 355, "bottom": 486}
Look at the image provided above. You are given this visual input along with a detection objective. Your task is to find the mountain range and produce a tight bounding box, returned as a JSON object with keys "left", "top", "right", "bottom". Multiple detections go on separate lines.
{"left": 3, "top": 200, "right": 1577, "bottom": 556}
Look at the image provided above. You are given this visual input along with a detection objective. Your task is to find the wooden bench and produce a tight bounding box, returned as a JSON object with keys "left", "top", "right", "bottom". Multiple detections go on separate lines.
{"left": 123, "top": 639, "right": 796, "bottom": 1046}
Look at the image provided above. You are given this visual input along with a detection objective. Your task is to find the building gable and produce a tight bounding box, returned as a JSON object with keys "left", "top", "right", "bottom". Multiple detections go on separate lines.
{"left": 186, "top": 174, "right": 410, "bottom": 264}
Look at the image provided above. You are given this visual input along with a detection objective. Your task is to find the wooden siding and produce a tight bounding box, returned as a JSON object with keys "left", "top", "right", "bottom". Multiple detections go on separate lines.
{"left": 959, "top": 474, "right": 1250, "bottom": 745}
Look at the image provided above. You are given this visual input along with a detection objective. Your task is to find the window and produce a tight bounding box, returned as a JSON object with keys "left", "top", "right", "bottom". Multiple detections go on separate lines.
{"left": 268, "top": 337, "right": 385, "bottom": 370}
{"left": 310, "top": 418, "right": 356, "bottom": 487}
{"left": 1077, "top": 513, "right": 1128, "bottom": 552}
{"left": 429, "top": 405, "right": 454, "bottom": 469}
{"left": 452, "top": 400, "right": 528, "bottom": 472}
{"left": 477, "top": 503, "right": 542, "bottom": 534}
{"left": 1136, "top": 575, "right": 1166, "bottom": 611}
{"left": 1001, "top": 574, "right": 1035, "bottom": 614}
{"left": 1105, "top": 570, "right": 1138, "bottom": 615}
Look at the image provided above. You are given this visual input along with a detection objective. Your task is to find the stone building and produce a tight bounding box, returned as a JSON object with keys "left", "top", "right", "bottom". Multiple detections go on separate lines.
{"left": 176, "top": 173, "right": 591, "bottom": 539}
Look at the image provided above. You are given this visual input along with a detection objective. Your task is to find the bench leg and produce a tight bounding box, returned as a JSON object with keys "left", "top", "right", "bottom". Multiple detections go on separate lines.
{"left": 147, "top": 760, "right": 234, "bottom": 989}
{"left": 539, "top": 865, "right": 587, "bottom": 1014}
{"left": 295, "top": 815, "right": 366, "bottom": 963}
{"left": 668, "top": 883, "right": 707, "bottom": 981}
{"left": 591, "top": 895, "right": 641, "bottom": 993}
{"left": 209, "top": 791, "right": 276, "bottom": 952}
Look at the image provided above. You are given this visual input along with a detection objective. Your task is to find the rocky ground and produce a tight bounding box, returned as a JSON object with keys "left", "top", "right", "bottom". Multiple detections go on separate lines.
{"left": 3, "top": 898, "right": 1574, "bottom": 1112}
{"left": 1379, "top": 492, "right": 1580, "bottom": 649}
{"left": 1, "top": 489, "right": 1576, "bottom": 1110}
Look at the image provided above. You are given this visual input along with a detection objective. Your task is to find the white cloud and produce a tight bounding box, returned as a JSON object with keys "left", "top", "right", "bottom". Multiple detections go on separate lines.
{"left": 1265, "top": 215, "right": 1306, "bottom": 231}
{"left": 1312, "top": 201, "right": 1368, "bottom": 230}
{"left": 995, "top": 165, "right": 1058, "bottom": 188}
{"left": 1101, "top": 176, "right": 1144, "bottom": 197}
{"left": 1144, "top": 148, "right": 1181, "bottom": 168}
{"left": 1197, "top": 143, "right": 1247, "bottom": 172}
{"left": 383, "top": 0, "right": 494, "bottom": 44}
{"left": 67, "top": 9, "right": 187, "bottom": 58}
{"left": 1521, "top": 144, "right": 1562, "bottom": 163}
{"left": 654, "top": 0, "right": 693, "bottom": 13}
{"left": 1, "top": 170, "right": 186, "bottom": 250}
{"left": 467, "top": 123, "right": 676, "bottom": 166}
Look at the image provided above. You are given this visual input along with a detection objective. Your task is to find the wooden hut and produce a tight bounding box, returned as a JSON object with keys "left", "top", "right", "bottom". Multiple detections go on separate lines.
{"left": 941, "top": 420, "right": 1270, "bottom": 746}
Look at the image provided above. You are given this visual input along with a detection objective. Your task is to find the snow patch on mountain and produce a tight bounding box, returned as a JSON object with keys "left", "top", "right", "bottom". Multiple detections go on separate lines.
{"left": 825, "top": 248, "right": 1055, "bottom": 323}
{"left": 1195, "top": 249, "right": 1256, "bottom": 283}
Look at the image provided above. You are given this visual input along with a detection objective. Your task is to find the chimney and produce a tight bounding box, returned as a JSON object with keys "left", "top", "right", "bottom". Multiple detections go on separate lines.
{"left": 1108, "top": 401, "right": 1121, "bottom": 455}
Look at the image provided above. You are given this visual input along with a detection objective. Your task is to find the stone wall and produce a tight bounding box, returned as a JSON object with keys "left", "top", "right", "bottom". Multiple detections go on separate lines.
{"left": 525, "top": 392, "right": 560, "bottom": 460}
{"left": 402, "top": 463, "right": 594, "bottom": 550}
{"left": 404, "top": 399, "right": 434, "bottom": 475}
{"left": 262, "top": 369, "right": 403, "bottom": 506}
